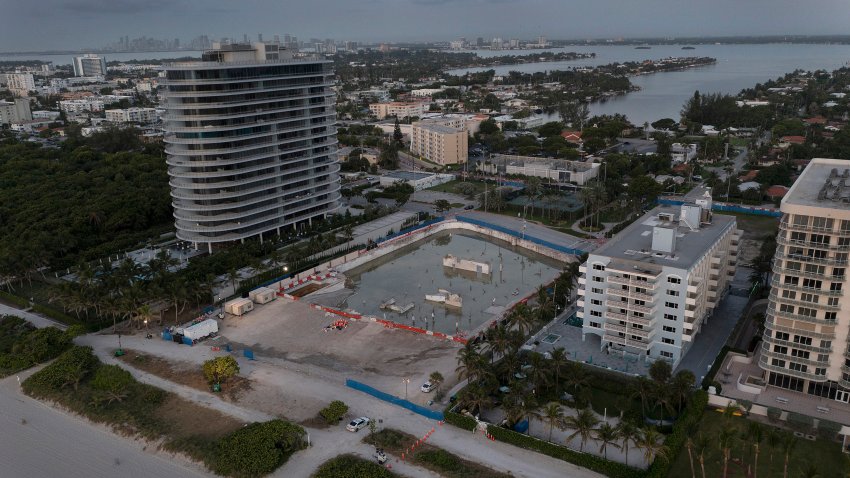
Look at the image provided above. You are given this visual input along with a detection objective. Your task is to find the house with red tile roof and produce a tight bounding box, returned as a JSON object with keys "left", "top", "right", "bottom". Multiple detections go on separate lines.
{"left": 766, "top": 185, "right": 789, "bottom": 200}
{"left": 803, "top": 116, "right": 827, "bottom": 125}
{"left": 738, "top": 170, "right": 759, "bottom": 182}
{"left": 779, "top": 135, "right": 806, "bottom": 146}
{"left": 560, "top": 131, "right": 583, "bottom": 143}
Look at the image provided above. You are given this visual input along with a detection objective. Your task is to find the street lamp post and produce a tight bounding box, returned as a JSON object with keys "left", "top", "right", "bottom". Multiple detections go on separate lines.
{"left": 403, "top": 378, "right": 410, "bottom": 401}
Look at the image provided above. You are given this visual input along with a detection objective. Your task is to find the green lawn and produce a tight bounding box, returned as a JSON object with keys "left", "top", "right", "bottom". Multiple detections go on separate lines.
{"left": 668, "top": 412, "right": 847, "bottom": 478}
{"left": 716, "top": 211, "right": 779, "bottom": 240}
{"left": 427, "top": 179, "right": 488, "bottom": 197}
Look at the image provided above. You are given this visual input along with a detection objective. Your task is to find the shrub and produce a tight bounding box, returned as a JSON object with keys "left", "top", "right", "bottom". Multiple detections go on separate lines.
{"left": 90, "top": 364, "right": 135, "bottom": 405}
{"left": 313, "top": 454, "right": 397, "bottom": 478}
{"left": 202, "top": 356, "right": 240, "bottom": 386}
{"left": 22, "top": 345, "right": 98, "bottom": 395}
{"left": 766, "top": 406, "right": 782, "bottom": 422}
{"left": 444, "top": 409, "right": 477, "bottom": 431}
{"left": 319, "top": 400, "right": 349, "bottom": 423}
{"left": 416, "top": 449, "right": 463, "bottom": 473}
{"left": 213, "top": 419, "right": 307, "bottom": 478}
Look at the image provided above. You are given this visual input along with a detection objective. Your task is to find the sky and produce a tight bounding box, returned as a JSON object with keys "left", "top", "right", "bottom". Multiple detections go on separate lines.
{"left": 4, "top": 0, "right": 850, "bottom": 52}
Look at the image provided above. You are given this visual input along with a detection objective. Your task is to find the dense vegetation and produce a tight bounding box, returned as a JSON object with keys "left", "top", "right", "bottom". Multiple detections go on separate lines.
{"left": 0, "top": 127, "right": 171, "bottom": 281}
{"left": 0, "top": 315, "right": 79, "bottom": 377}
{"left": 312, "top": 454, "right": 397, "bottom": 478}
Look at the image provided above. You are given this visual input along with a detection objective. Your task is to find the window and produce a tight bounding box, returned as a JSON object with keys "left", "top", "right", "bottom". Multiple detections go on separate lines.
{"left": 800, "top": 293, "right": 818, "bottom": 303}
{"left": 815, "top": 368, "right": 827, "bottom": 376}
{"left": 633, "top": 312, "right": 644, "bottom": 318}
{"left": 590, "top": 310, "right": 602, "bottom": 317}
{"left": 775, "top": 332, "right": 790, "bottom": 341}
{"left": 635, "top": 299, "right": 646, "bottom": 306}
{"left": 820, "top": 340, "right": 832, "bottom": 349}
{"left": 667, "top": 276, "right": 681, "bottom": 284}
{"left": 784, "top": 276, "right": 799, "bottom": 285}
{"left": 772, "top": 358, "right": 786, "bottom": 367}
{"left": 810, "top": 234, "right": 829, "bottom": 244}
{"left": 631, "top": 335, "right": 643, "bottom": 341}
{"left": 793, "top": 335, "right": 813, "bottom": 346}
{"left": 791, "top": 349, "right": 810, "bottom": 359}
{"left": 825, "top": 312, "right": 837, "bottom": 321}
{"left": 792, "top": 215, "right": 809, "bottom": 226}
{"left": 828, "top": 297, "right": 839, "bottom": 307}
{"left": 663, "top": 325, "right": 676, "bottom": 333}
{"left": 593, "top": 276, "right": 603, "bottom": 282}
{"left": 779, "top": 304, "right": 795, "bottom": 314}
{"left": 774, "top": 346, "right": 788, "bottom": 354}
{"left": 789, "top": 362, "right": 808, "bottom": 373}
{"left": 839, "top": 237, "right": 850, "bottom": 247}
{"left": 665, "top": 302, "right": 679, "bottom": 309}
{"left": 667, "top": 290, "right": 680, "bottom": 297}
{"left": 797, "top": 307, "right": 817, "bottom": 318}
{"left": 662, "top": 338, "right": 675, "bottom": 344}
{"left": 802, "top": 279, "right": 822, "bottom": 289}
{"left": 593, "top": 264, "right": 606, "bottom": 271}
{"left": 591, "top": 287, "right": 604, "bottom": 294}
{"left": 805, "top": 264, "right": 825, "bottom": 275}
{"left": 660, "top": 351, "right": 674, "bottom": 358}
{"left": 841, "top": 219, "right": 850, "bottom": 232}
{"left": 786, "top": 262, "right": 801, "bottom": 271}
{"left": 591, "top": 299, "right": 602, "bottom": 306}
{"left": 781, "top": 290, "right": 797, "bottom": 299}
{"left": 812, "top": 217, "right": 833, "bottom": 230}
{"left": 833, "top": 268, "right": 845, "bottom": 278}
{"left": 589, "top": 322, "right": 600, "bottom": 328}
{"left": 830, "top": 283, "right": 843, "bottom": 292}
{"left": 817, "top": 354, "right": 829, "bottom": 362}
{"left": 664, "top": 313, "right": 676, "bottom": 321}
{"left": 790, "top": 231, "right": 806, "bottom": 242}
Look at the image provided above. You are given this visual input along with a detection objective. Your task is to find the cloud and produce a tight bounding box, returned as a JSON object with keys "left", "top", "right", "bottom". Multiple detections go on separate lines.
{"left": 58, "top": 0, "right": 181, "bottom": 14}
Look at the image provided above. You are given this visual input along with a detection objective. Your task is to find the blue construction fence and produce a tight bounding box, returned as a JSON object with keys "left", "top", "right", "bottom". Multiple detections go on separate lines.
{"left": 375, "top": 216, "right": 445, "bottom": 245}
{"left": 657, "top": 198, "right": 781, "bottom": 217}
{"left": 455, "top": 215, "right": 586, "bottom": 257}
{"left": 346, "top": 379, "right": 444, "bottom": 421}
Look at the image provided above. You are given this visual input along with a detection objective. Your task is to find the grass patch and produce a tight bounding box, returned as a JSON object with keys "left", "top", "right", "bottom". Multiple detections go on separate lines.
{"left": 714, "top": 211, "right": 779, "bottom": 240}
{"left": 365, "top": 428, "right": 513, "bottom": 478}
{"left": 117, "top": 349, "right": 251, "bottom": 402}
{"left": 427, "top": 179, "right": 487, "bottom": 198}
{"left": 23, "top": 346, "right": 306, "bottom": 477}
{"left": 668, "top": 412, "right": 846, "bottom": 478}
{"left": 312, "top": 454, "right": 398, "bottom": 478}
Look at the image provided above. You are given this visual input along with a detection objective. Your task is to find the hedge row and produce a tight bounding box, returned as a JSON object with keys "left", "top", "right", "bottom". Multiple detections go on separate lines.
{"left": 443, "top": 409, "right": 477, "bottom": 431}
{"left": 0, "top": 289, "right": 83, "bottom": 327}
{"left": 645, "top": 389, "right": 708, "bottom": 478}
{"left": 485, "top": 424, "right": 645, "bottom": 478}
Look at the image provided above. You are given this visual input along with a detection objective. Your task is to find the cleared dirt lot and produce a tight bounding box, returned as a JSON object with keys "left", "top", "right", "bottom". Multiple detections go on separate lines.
{"left": 217, "top": 298, "right": 463, "bottom": 411}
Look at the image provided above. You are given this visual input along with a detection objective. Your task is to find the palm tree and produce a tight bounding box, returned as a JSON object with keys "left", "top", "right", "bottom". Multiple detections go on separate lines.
{"left": 747, "top": 421, "right": 764, "bottom": 478}
{"left": 631, "top": 376, "right": 654, "bottom": 419}
{"left": 694, "top": 433, "right": 711, "bottom": 478}
{"left": 652, "top": 382, "right": 674, "bottom": 425}
{"left": 508, "top": 303, "right": 535, "bottom": 335}
{"left": 616, "top": 421, "right": 640, "bottom": 466}
{"left": 635, "top": 427, "right": 668, "bottom": 466}
{"left": 135, "top": 303, "right": 153, "bottom": 330}
{"left": 719, "top": 426, "right": 738, "bottom": 478}
{"left": 456, "top": 343, "right": 483, "bottom": 383}
{"left": 594, "top": 423, "right": 621, "bottom": 459}
{"left": 428, "top": 371, "right": 444, "bottom": 393}
{"left": 684, "top": 422, "right": 699, "bottom": 478}
{"left": 798, "top": 462, "right": 821, "bottom": 478}
{"left": 487, "top": 324, "right": 511, "bottom": 363}
{"left": 722, "top": 401, "right": 742, "bottom": 421}
{"left": 527, "top": 352, "right": 550, "bottom": 392}
{"left": 542, "top": 402, "right": 565, "bottom": 442}
{"left": 549, "top": 347, "right": 569, "bottom": 398}
{"left": 766, "top": 427, "right": 781, "bottom": 473}
{"left": 782, "top": 433, "right": 797, "bottom": 478}
{"left": 460, "top": 385, "right": 491, "bottom": 416}
{"left": 670, "top": 370, "right": 696, "bottom": 414}
{"left": 566, "top": 362, "right": 591, "bottom": 399}
{"left": 563, "top": 408, "right": 599, "bottom": 452}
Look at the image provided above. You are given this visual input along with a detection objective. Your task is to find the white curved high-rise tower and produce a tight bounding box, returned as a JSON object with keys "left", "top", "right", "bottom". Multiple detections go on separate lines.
{"left": 162, "top": 42, "right": 340, "bottom": 252}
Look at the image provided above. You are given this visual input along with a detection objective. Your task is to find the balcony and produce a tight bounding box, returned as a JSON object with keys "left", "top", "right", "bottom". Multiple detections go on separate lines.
{"left": 777, "top": 234, "right": 847, "bottom": 251}
{"left": 764, "top": 319, "right": 836, "bottom": 341}
{"left": 604, "top": 333, "right": 650, "bottom": 350}
{"left": 607, "top": 288, "right": 654, "bottom": 302}
{"left": 757, "top": 354, "right": 827, "bottom": 382}
{"left": 761, "top": 344, "right": 830, "bottom": 368}
{"left": 765, "top": 308, "right": 835, "bottom": 326}
{"left": 779, "top": 220, "right": 850, "bottom": 236}
{"left": 769, "top": 291, "right": 840, "bottom": 310}
{"left": 606, "top": 275, "right": 658, "bottom": 289}
{"left": 770, "top": 277, "right": 843, "bottom": 296}
{"left": 775, "top": 252, "right": 849, "bottom": 267}
{"left": 605, "top": 299, "right": 654, "bottom": 315}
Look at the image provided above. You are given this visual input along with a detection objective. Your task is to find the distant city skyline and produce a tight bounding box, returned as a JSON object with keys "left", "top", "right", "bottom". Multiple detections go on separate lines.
{"left": 3, "top": 0, "right": 850, "bottom": 52}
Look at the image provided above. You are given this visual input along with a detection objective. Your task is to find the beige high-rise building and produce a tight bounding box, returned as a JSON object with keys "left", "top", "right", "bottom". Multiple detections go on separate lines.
{"left": 410, "top": 119, "right": 468, "bottom": 166}
{"left": 759, "top": 158, "right": 850, "bottom": 402}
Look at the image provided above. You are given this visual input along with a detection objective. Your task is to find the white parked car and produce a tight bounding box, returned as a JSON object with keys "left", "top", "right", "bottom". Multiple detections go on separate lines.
{"left": 420, "top": 381, "right": 435, "bottom": 393}
{"left": 346, "top": 417, "right": 371, "bottom": 432}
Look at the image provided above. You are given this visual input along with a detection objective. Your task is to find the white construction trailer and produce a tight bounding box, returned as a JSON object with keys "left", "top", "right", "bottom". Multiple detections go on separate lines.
{"left": 248, "top": 287, "right": 276, "bottom": 304}
{"left": 225, "top": 298, "right": 254, "bottom": 316}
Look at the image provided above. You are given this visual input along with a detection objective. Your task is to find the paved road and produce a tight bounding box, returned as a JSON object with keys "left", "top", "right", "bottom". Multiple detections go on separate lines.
{"left": 0, "top": 370, "right": 206, "bottom": 478}
{"left": 0, "top": 303, "right": 67, "bottom": 330}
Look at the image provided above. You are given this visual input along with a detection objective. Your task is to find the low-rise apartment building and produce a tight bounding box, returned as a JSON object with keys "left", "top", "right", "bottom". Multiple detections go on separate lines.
{"left": 0, "top": 98, "right": 32, "bottom": 125}
{"left": 578, "top": 193, "right": 740, "bottom": 368}
{"left": 369, "top": 101, "right": 427, "bottom": 120}
{"left": 758, "top": 158, "right": 850, "bottom": 403}
{"left": 105, "top": 107, "right": 158, "bottom": 123}
{"left": 410, "top": 119, "right": 468, "bottom": 165}
{"left": 493, "top": 154, "right": 601, "bottom": 185}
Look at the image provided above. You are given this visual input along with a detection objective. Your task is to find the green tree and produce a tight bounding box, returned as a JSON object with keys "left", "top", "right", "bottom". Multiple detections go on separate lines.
{"left": 617, "top": 420, "right": 641, "bottom": 466}
{"left": 542, "top": 402, "right": 565, "bottom": 442}
{"left": 627, "top": 175, "right": 663, "bottom": 209}
{"left": 563, "top": 408, "right": 599, "bottom": 452}
{"left": 636, "top": 427, "right": 669, "bottom": 466}
{"left": 202, "top": 356, "right": 240, "bottom": 388}
{"left": 782, "top": 433, "right": 797, "bottom": 478}
{"left": 428, "top": 371, "right": 444, "bottom": 393}
{"left": 433, "top": 199, "right": 452, "bottom": 214}
{"left": 594, "top": 422, "right": 621, "bottom": 460}
{"left": 719, "top": 425, "right": 738, "bottom": 478}
{"left": 393, "top": 117, "right": 403, "bottom": 144}
{"left": 747, "top": 421, "right": 764, "bottom": 478}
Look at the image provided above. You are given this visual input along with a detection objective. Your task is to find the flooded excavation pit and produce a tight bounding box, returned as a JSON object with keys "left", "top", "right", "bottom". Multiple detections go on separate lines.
{"left": 311, "top": 230, "right": 565, "bottom": 336}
